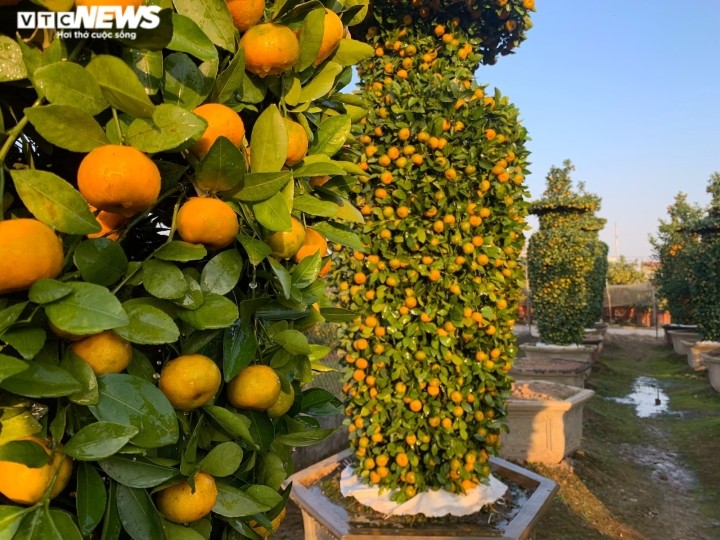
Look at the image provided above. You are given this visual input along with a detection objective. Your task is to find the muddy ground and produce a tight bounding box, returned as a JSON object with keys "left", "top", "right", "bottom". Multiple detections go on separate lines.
{"left": 275, "top": 333, "right": 720, "bottom": 539}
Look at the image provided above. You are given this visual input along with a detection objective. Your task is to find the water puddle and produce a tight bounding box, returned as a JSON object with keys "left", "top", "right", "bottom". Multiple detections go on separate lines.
{"left": 606, "top": 376, "right": 670, "bottom": 417}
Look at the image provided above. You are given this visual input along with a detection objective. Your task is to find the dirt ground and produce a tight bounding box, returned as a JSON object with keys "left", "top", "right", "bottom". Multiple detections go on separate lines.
{"left": 275, "top": 333, "right": 720, "bottom": 539}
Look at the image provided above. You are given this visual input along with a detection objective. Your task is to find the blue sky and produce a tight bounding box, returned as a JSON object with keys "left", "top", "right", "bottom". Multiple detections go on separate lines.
{"left": 480, "top": 1, "right": 720, "bottom": 260}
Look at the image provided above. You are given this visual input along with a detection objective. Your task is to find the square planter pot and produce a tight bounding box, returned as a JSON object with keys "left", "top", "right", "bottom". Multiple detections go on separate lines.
{"left": 286, "top": 448, "right": 558, "bottom": 540}
{"left": 510, "top": 357, "right": 592, "bottom": 388}
{"left": 703, "top": 353, "right": 720, "bottom": 393}
{"left": 501, "top": 381, "right": 595, "bottom": 464}
{"left": 519, "top": 342, "right": 596, "bottom": 364}
{"left": 663, "top": 324, "right": 698, "bottom": 346}
{"left": 668, "top": 330, "right": 700, "bottom": 355}
{"left": 687, "top": 342, "right": 720, "bottom": 371}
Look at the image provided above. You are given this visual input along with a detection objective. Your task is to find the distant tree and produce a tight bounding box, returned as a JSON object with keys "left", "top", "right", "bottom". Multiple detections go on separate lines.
{"left": 649, "top": 192, "right": 702, "bottom": 324}
{"left": 607, "top": 256, "right": 646, "bottom": 285}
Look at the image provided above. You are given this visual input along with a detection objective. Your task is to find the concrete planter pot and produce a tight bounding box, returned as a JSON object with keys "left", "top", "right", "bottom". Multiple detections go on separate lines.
{"left": 593, "top": 322, "right": 608, "bottom": 336}
{"left": 519, "top": 342, "right": 596, "bottom": 364}
{"left": 687, "top": 342, "right": 720, "bottom": 371}
{"left": 286, "top": 448, "right": 558, "bottom": 540}
{"left": 668, "top": 330, "right": 700, "bottom": 355}
{"left": 501, "top": 381, "right": 595, "bottom": 464}
{"left": 510, "top": 357, "right": 592, "bottom": 388}
{"left": 704, "top": 353, "right": 720, "bottom": 393}
{"left": 663, "top": 324, "right": 698, "bottom": 346}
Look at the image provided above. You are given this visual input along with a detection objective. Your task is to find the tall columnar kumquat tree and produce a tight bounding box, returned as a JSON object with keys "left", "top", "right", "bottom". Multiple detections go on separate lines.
{"left": 335, "top": 0, "right": 535, "bottom": 502}
{"left": 527, "top": 160, "right": 608, "bottom": 345}
{"left": 0, "top": 1, "right": 372, "bottom": 537}
{"left": 650, "top": 192, "right": 703, "bottom": 325}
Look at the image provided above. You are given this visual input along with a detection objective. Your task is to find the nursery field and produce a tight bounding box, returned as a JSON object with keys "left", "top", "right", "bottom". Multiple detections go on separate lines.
{"left": 278, "top": 333, "right": 720, "bottom": 540}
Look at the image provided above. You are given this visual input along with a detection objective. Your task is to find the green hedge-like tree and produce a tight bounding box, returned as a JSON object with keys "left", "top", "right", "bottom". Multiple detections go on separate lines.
{"left": 527, "top": 160, "right": 608, "bottom": 344}
{"left": 335, "top": 0, "right": 535, "bottom": 502}
{"left": 650, "top": 192, "right": 703, "bottom": 324}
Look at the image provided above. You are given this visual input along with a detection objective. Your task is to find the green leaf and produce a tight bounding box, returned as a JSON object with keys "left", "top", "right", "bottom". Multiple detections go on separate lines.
{"left": 222, "top": 320, "right": 256, "bottom": 382}
{"left": 267, "top": 258, "right": 292, "bottom": 300}
{"left": 38, "top": 509, "right": 84, "bottom": 540}
{"left": 116, "top": 485, "right": 165, "bottom": 540}
{"left": 292, "top": 160, "right": 346, "bottom": 178}
{"left": 114, "top": 8, "right": 174, "bottom": 51}
{"left": 115, "top": 301, "right": 180, "bottom": 345}
{"left": 176, "top": 293, "right": 239, "bottom": 330}
{"left": 333, "top": 197, "right": 365, "bottom": 223}
{"left": 292, "top": 194, "right": 338, "bottom": 217}
{"left": 0, "top": 505, "right": 27, "bottom": 540}
{"left": 231, "top": 172, "right": 291, "bottom": 203}
{"left": 10, "top": 169, "right": 102, "bottom": 235}
{"left": 311, "top": 221, "right": 363, "bottom": 251}
{"left": 211, "top": 47, "right": 245, "bottom": 103}
{"left": 122, "top": 49, "right": 164, "bottom": 97}
{"left": 309, "top": 114, "right": 351, "bottom": 157}
{"left": 74, "top": 239, "right": 129, "bottom": 287}
{"left": 273, "top": 329, "right": 310, "bottom": 354}
{"left": 245, "top": 485, "right": 283, "bottom": 509}
{"left": 89, "top": 374, "right": 179, "bottom": 448}
{"left": 34, "top": 62, "right": 107, "bottom": 115}
{"left": 0, "top": 361, "right": 81, "bottom": 398}
{"left": 0, "top": 354, "right": 29, "bottom": 383}
{"left": 76, "top": 462, "right": 107, "bottom": 537}
{"left": 86, "top": 55, "right": 155, "bottom": 118}
{"left": 298, "top": 62, "right": 343, "bottom": 104}
{"left": 1, "top": 328, "right": 45, "bottom": 361}
{"left": 198, "top": 441, "right": 243, "bottom": 477}
{"left": 101, "top": 481, "right": 122, "bottom": 540}
{"left": 28, "top": 279, "right": 72, "bottom": 304}
{"left": 126, "top": 104, "right": 207, "bottom": 153}
{"left": 329, "top": 39, "right": 374, "bottom": 67}
{"left": 257, "top": 453, "right": 288, "bottom": 492}
{"left": 61, "top": 351, "right": 99, "bottom": 405}
{"left": 154, "top": 241, "right": 208, "bottom": 262}
{"left": 162, "top": 52, "right": 214, "bottom": 110}
{"left": 319, "top": 306, "right": 357, "bottom": 322}
{"left": 0, "top": 408, "right": 42, "bottom": 447}
{"left": 0, "top": 36, "right": 27, "bottom": 82}
{"left": 143, "top": 259, "right": 188, "bottom": 300}
{"left": 0, "top": 440, "right": 50, "bottom": 467}
{"left": 0, "top": 303, "right": 27, "bottom": 335}
{"left": 273, "top": 427, "right": 337, "bottom": 447}
{"left": 237, "top": 236, "right": 271, "bottom": 266}
{"left": 212, "top": 483, "right": 271, "bottom": 518}
{"left": 296, "top": 7, "right": 325, "bottom": 72}
{"left": 291, "top": 251, "right": 321, "bottom": 289}
{"left": 203, "top": 406, "right": 256, "bottom": 447}
{"left": 253, "top": 193, "right": 291, "bottom": 232}
{"left": 172, "top": 0, "right": 236, "bottom": 52}
{"left": 64, "top": 422, "right": 139, "bottom": 461}
{"left": 99, "top": 456, "right": 178, "bottom": 489}
{"left": 45, "top": 282, "right": 129, "bottom": 335}
{"left": 196, "top": 137, "right": 247, "bottom": 193}
{"left": 250, "top": 105, "right": 287, "bottom": 173}
{"left": 173, "top": 273, "right": 205, "bottom": 311}
{"left": 167, "top": 13, "right": 219, "bottom": 62}
{"left": 201, "top": 249, "right": 243, "bottom": 295}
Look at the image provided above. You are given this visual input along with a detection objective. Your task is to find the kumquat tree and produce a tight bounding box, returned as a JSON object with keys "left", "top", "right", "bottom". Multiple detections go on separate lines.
{"left": 0, "top": 0, "right": 373, "bottom": 538}
{"left": 527, "top": 160, "right": 608, "bottom": 345}
{"left": 335, "top": 0, "right": 535, "bottom": 502}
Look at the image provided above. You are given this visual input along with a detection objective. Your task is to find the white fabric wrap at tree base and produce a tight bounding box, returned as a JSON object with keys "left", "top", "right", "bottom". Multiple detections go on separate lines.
{"left": 339, "top": 465, "right": 508, "bottom": 517}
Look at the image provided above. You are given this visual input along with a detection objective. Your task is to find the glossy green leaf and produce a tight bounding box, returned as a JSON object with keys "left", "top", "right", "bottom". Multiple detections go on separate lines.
{"left": 122, "top": 49, "right": 163, "bottom": 97}
{"left": 245, "top": 485, "right": 283, "bottom": 509}
{"left": 267, "top": 258, "right": 292, "bottom": 300}
{"left": 198, "top": 441, "right": 243, "bottom": 477}
{"left": 318, "top": 306, "right": 357, "bottom": 322}
{"left": 176, "top": 293, "right": 239, "bottom": 330}
{"left": 0, "top": 354, "right": 30, "bottom": 383}
{"left": 172, "top": 0, "right": 236, "bottom": 52}
{"left": 0, "top": 328, "right": 45, "bottom": 361}
{"left": 154, "top": 241, "right": 208, "bottom": 262}
{"left": 244, "top": 410, "right": 274, "bottom": 452}
{"left": 253, "top": 193, "right": 291, "bottom": 232}
{"left": 291, "top": 251, "right": 321, "bottom": 289}
{"left": 0, "top": 408, "right": 42, "bottom": 447}
{"left": 237, "top": 236, "right": 271, "bottom": 266}
{"left": 273, "top": 427, "right": 336, "bottom": 447}
{"left": 0, "top": 361, "right": 81, "bottom": 398}
{"left": 34, "top": 62, "right": 107, "bottom": 115}
{"left": 114, "top": 9, "right": 174, "bottom": 50}
{"left": 86, "top": 55, "right": 155, "bottom": 118}
{"left": 115, "top": 301, "right": 180, "bottom": 345}
{"left": 162, "top": 52, "right": 214, "bottom": 110}
{"left": 98, "top": 456, "right": 178, "bottom": 489}
{"left": 292, "top": 194, "right": 338, "bottom": 217}
{"left": 116, "top": 484, "right": 165, "bottom": 540}
{"left": 161, "top": 521, "right": 206, "bottom": 540}
{"left": 296, "top": 7, "right": 325, "bottom": 71}
{"left": 231, "top": 172, "right": 291, "bottom": 203}
{"left": 61, "top": 351, "right": 99, "bottom": 406}
{"left": 173, "top": 272, "right": 205, "bottom": 311}
{"left": 196, "top": 137, "right": 247, "bottom": 193}
{"left": 211, "top": 47, "right": 245, "bottom": 103}
{"left": 167, "top": 13, "right": 219, "bottom": 62}
{"left": 329, "top": 39, "right": 374, "bottom": 67}
{"left": 100, "top": 481, "right": 122, "bottom": 540}
{"left": 333, "top": 197, "right": 365, "bottom": 223}
{"left": 0, "top": 303, "right": 27, "bottom": 336}
{"left": 273, "top": 329, "right": 310, "bottom": 355}
{"left": 28, "top": 279, "right": 72, "bottom": 305}
{"left": 256, "top": 453, "right": 287, "bottom": 492}
{"left": 311, "top": 221, "right": 364, "bottom": 251}
{"left": 45, "top": 282, "right": 129, "bottom": 335}
{"left": 17, "top": 508, "right": 83, "bottom": 540}
{"left": 212, "top": 483, "right": 271, "bottom": 518}
{"left": 0, "top": 505, "right": 27, "bottom": 540}
{"left": 10, "top": 169, "right": 102, "bottom": 235}
{"left": 292, "top": 160, "right": 346, "bottom": 178}
{"left": 201, "top": 249, "right": 243, "bottom": 295}
{"left": 89, "top": 374, "right": 179, "bottom": 448}
{"left": 203, "top": 406, "right": 256, "bottom": 447}
{"left": 223, "top": 320, "right": 257, "bottom": 382}
{"left": 64, "top": 422, "right": 139, "bottom": 461}
{"left": 143, "top": 259, "right": 188, "bottom": 300}
{"left": 308, "top": 114, "right": 351, "bottom": 157}
{"left": 74, "top": 239, "right": 129, "bottom": 287}
{"left": 126, "top": 104, "right": 207, "bottom": 153}
{"left": 250, "top": 105, "right": 287, "bottom": 173}
{"left": 0, "top": 36, "right": 27, "bottom": 82}
{"left": 76, "top": 462, "right": 107, "bottom": 537}
{"left": 0, "top": 440, "right": 50, "bottom": 467}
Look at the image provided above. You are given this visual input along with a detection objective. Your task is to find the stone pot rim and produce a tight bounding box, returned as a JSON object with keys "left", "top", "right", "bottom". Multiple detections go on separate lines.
{"left": 508, "top": 381, "right": 595, "bottom": 411}
{"left": 519, "top": 342, "right": 594, "bottom": 352}
{"left": 512, "top": 358, "right": 592, "bottom": 375}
